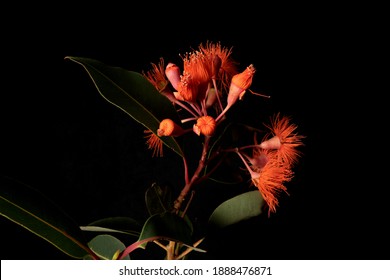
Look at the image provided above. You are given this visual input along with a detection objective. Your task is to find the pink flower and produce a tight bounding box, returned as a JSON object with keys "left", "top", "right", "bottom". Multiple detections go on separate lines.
{"left": 165, "top": 62, "right": 181, "bottom": 91}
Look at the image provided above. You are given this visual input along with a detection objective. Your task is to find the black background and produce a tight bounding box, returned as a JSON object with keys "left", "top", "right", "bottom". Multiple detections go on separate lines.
{"left": 1, "top": 4, "right": 387, "bottom": 260}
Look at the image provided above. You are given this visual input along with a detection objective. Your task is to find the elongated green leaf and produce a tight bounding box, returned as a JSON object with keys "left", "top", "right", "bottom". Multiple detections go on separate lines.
{"left": 86, "top": 216, "right": 142, "bottom": 237}
{"left": 0, "top": 175, "right": 92, "bottom": 259}
{"left": 65, "top": 56, "right": 183, "bottom": 157}
{"left": 88, "top": 234, "right": 130, "bottom": 260}
{"left": 80, "top": 226, "right": 137, "bottom": 236}
{"left": 208, "top": 190, "right": 265, "bottom": 228}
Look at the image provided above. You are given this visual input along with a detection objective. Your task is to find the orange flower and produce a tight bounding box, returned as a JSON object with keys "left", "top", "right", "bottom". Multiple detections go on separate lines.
{"left": 143, "top": 58, "right": 177, "bottom": 103}
{"left": 260, "top": 113, "right": 305, "bottom": 167}
{"left": 177, "top": 71, "right": 198, "bottom": 103}
{"left": 199, "top": 41, "right": 238, "bottom": 90}
{"left": 177, "top": 51, "right": 211, "bottom": 102}
{"left": 144, "top": 130, "right": 164, "bottom": 157}
{"left": 143, "top": 57, "right": 168, "bottom": 92}
{"left": 251, "top": 150, "right": 293, "bottom": 215}
{"left": 237, "top": 149, "right": 292, "bottom": 215}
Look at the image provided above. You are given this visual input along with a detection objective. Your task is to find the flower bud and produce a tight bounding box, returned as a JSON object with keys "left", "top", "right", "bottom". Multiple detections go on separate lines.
{"left": 193, "top": 116, "right": 216, "bottom": 136}
{"left": 259, "top": 136, "right": 282, "bottom": 150}
{"left": 227, "top": 64, "right": 256, "bottom": 106}
{"left": 206, "top": 88, "right": 217, "bottom": 108}
{"left": 157, "top": 119, "right": 184, "bottom": 137}
{"left": 165, "top": 63, "right": 181, "bottom": 91}
{"left": 211, "top": 55, "right": 222, "bottom": 79}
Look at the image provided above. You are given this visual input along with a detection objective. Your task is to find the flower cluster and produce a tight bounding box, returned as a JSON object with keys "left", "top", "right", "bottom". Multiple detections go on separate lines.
{"left": 143, "top": 41, "right": 304, "bottom": 215}
{"left": 0, "top": 42, "right": 306, "bottom": 262}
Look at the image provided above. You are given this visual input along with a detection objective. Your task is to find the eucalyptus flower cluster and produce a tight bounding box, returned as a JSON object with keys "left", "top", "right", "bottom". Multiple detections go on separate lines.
{"left": 143, "top": 42, "right": 304, "bottom": 215}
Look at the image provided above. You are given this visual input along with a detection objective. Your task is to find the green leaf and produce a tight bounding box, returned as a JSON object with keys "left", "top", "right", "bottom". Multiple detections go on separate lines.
{"left": 80, "top": 217, "right": 143, "bottom": 250}
{"left": 145, "top": 183, "right": 173, "bottom": 216}
{"left": 86, "top": 216, "right": 142, "bottom": 237}
{"left": 138, "top": 212, "right": 193, "bottom": 249}
{"left": 64, "top": 56, "right": 184, "bottom": 157}
{"left": 0, "top": 175, "right": 92, "bottom": 259}
{"left": 208, "top": 190, "right": 265, "bottom": 228}
{"left": 119, "top": 212, "right": 205, "bottom": 259}
{"left": 88, "top": 234, "right": 130, "bottom": 260}
{"left": 80, "top": 226, "right": 138, "bottom": 236}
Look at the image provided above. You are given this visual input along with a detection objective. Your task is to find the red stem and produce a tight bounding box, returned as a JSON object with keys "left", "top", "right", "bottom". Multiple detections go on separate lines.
{"left": 173, "top": 136, "right": 211, "bottom": 212}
